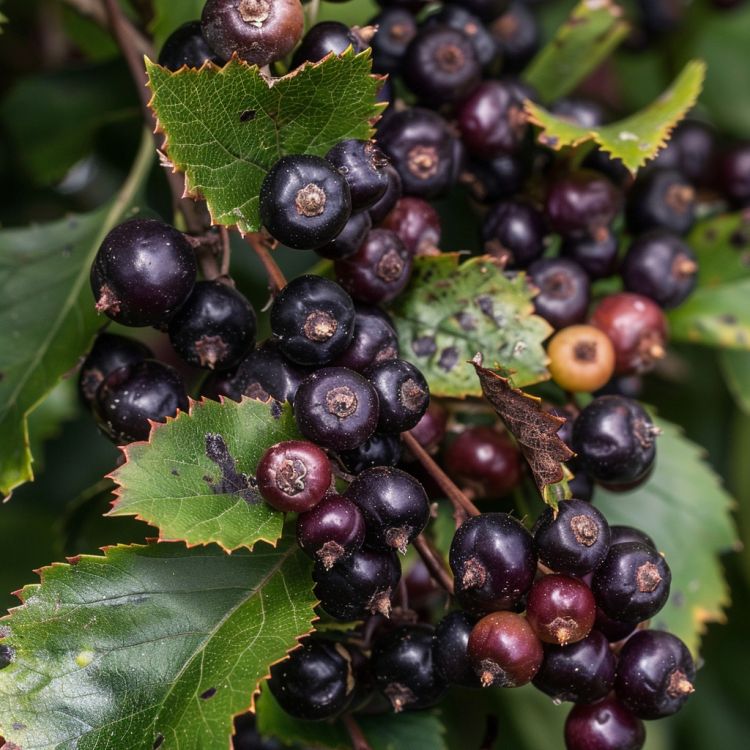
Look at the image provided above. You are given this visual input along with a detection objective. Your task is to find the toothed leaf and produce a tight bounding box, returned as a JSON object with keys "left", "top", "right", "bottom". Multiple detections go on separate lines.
{"left": 0, "top": 539, "right": 317, "bottom": 750}
{"left": 110, "top": 397, "right": 302, "bottom": 551}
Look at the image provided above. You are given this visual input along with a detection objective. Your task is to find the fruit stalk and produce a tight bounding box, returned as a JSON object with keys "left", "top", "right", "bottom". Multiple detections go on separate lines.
{"left": 413, "top": 534, "right": 454, "bottom": 594}
{"left": 246, "top": 232, "right": 288, "bottom": 293}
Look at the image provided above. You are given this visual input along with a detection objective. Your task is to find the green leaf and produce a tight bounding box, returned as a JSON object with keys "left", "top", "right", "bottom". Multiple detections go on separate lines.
{"left": 109, "top": 397, "right": 301, "bottom": 551}
{"left": 256, "top": 688, "right": 448, "bottom": 750}
{"left": 524, "top": 0, "right": 629, "bottom": 103}
{"left": 147, "top": 51, "right": 382, "bottom": 234}
{"left": 0, "top": 129, "right": 154, "bottom": 499}
{"left": 720, "top": 350, "right": 750, "bottom": 414}
{"left": 389, "top": 254, "right": 551, "bottom": 398}
{"left": 26, "top": 379, "right": 78, "bottom": 473}
{"left": 594, "top": 419, "right": 737, "bottom": 655}
{"left": 0, "top": 61, "right": 139, "bottom": 185}
{"left": 526, "top": 60, "right": 706, "bottom": 174}
{"left": 0, "top": 539, "right": 316, "bottom": 750}
{"left": 686, "top": 211, "right": 750, "bottom": 287}
{"left": 150, "top": 0, "right": 205, "bottom": 50}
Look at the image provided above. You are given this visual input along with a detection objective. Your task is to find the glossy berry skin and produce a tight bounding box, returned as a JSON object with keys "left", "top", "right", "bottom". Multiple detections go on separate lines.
{"left": 403, "top": 26, "right": 481, "bottom": 105}
{"left": 270, "top": 276, "right": 355, "bottom": 366}
{"left": 260, "top": 155, "right": 352, "bottom": 250}
{"left": 201, "top": 341, "right": 307, "bottom": 404}
{"left": 268, "top": 639, "right": 355, "bottom": 721}
{"left": 468, "top": 611, "right": 543, "bottom": 687}
{"left": 168, "top": 281, "right": 256, "bottom": 370}
{"left": 345, "top": 466, "right": 430, "bottom": 553}
{"left": 297, "top": 492, "right": 365, "bottom": 569}
{"left": 616, "top": 630, "right": 695, "bottom": 719}
{"left": 291, "top": 21, "right": 365, "bottom": 67}
{"left": 335, "top": 229, "right": 413, "bottom": 305}
{"left": 491, "top": 1, "right": 541, "bottom": 72}
{"left": 718, "top": 143, "right": 750, "bottom": 207}
{"left": 370, "top": 8, "right": 417, "bottom": 74}
{"left": 368, "top": 163, "right": 403, "bottom": 223}
{"left": 408, "top": 401, "right": 447, "bottom": 453}
{"left": 590, "top": 293, "right": 668, "bottom": 375}
{"left": 456, "top": 81, "right": 528, "bottom": 158}
{"left": 372, "top": 625, "right": 447, "bottom": 712}
{"left": 592, "top": 541, "right": 671, "bottom": 624}
{"left": 315, "top": 210, "right": 372, "bottom": 261}
{"left": 425, "top": 5, "right": 498, "bottom": 69}
{"left": 534, "top": 499, "right": 611, "bottom": 577}
{"left": 547, "top": 325, "right": 616, "bottom": 393}
{"left": 294, "top": 367, "right": 379, "bottom": 451}
{"left": 78, "top": 333, "right": 152, "bottom": 405}
{"left": 481, "top": 200, "right": 546, "bottom": 268}
{"left": 564, "top": 697, "right": 645, "bottom": 750}
{"left": 381, "top": 197, "right": 441, "bottom": 255}
{"left": 325, "top": 140, "right": 390, "bottom": 211}
{"left": 545, "top": 171, "right": 621, "bottom": 239}
{"left": 94, "top": 360, "right": 188, "bottom": 444}
{"left": 337, "top": 432, "right": 402, "bottom": 474}
{"left": 462, "top": 153, "right": 529, "bottom": 204}
{"left": 201, "top": 0, "right": 304, "bottom": 67}
{"left": 610, "top": 525, "right": 656, "bottom": 549}
{"left": 256, "top": 440, "right": 331, "bottom": 513}
{"left": 158, "top": 20, "right": 225, "bottom": 70}
{"left": 655, "top": 120, "right": 716, "bottom": 187}
{"left": 572, "top": 396, "right": 658, "bottom": 485}
{"left": 433, "top": 611, "right": 482, "bottom": 688}
{"left": 626, "top": 169, "right": 696, "bottom": 236}
{"left": 528, "top": 258, "right": 591, "bottom": 330}
{"left": 594, "top": 608, "right": 637, "bottom": 643}
{"left": 313, "top": 547, "right": 401, "bottom": 620}
{"left": 561, "top": 232, "right": 619, "bottom": 280}
{"left": 444, "top": 427, "right": 522, "bottom": 499}
{"left": 622, "top": 230, "right": 698, "bottom": 309}
{"left": 333, "top": 305, "right": 399, "bottom": 372}
{"left": 91, "top": 219, "right": 196, "bottom": 328}
{"left": 377, "top": 108, "right": 461, "bottom": 199}
{"left": 449, "top": 512, "right": 537, "bottom": 613}
{"left": 526, "top": 574, "right": 597, "bottom": 646}
{"left": 533, "top": 630, "right": 616, "bottom": 705}
{"left": 367, "top": 359, "right": 429, "bottom": 433}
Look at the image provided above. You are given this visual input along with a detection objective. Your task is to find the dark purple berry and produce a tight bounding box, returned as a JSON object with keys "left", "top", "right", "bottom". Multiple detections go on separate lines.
{"left": 297, "top": 492, "right": 365, "bottom": 569}
{"left": 482, "top": 199, "right": 547, "bottom": 268}
{"left": 490, "top": 2, "right": 541, "bottom": 72}
{"left": 564, "top": 697, "right": 645, "bottom": 750}
{"left": 315, "top": 211, "right": 372, "bottom": 261}
{"left": 528, "top": 258, "right": 591, "bottom": 330}
{"left": 367, "top": 358, "right": 429, "bottom": 433}
{"left": 294, "top": 367, "right": 379, "bottom": 451}
{"left": 718, "top": 143, "right": 750, "bottom": 207}
{"left": 592, "top": 541, "right": 671, "bottom": 624}
{"left": 561, "top": 232, "right": 619, "bottom": 280}
{"left": 408, "top": 401, "right": 448, "bottom": 453}
{"left": 533, "top": 499, "right": 611, "bottom": 577}
{"left": 270, "top": 275, "right": 355, "bottom": 366}
{"left": 449, "top": 512, "right": 537, "bottom": 613}
{"left": 94, "top": 360, "right": 188, "bottom": 444}
{"left": 158, "top": 20, "right": 225, "bottom": 70}
{"left": 545, "top": 171, "right": 621, "bottom": 239}
{"left": 337, "top": 432, "right": 402, "bottom": 474}
{"left": 626, "top": 169, "right": 696, "bottom": 236}
{"left": 291, "top": 20, "right": 366, "bottom": 67}
{"left": 461, "top": 153, "right": 529, "bottom": 203}
{"left": 370, "top": 7, "right": 418, "bottom": 74}
{"left": 325, "top": 140, "right": 391, "bottom": 211}
{"left": 615, "top": 630, "right": 695, "bottom": 719}
{"left": 610, "top": 525, "right": 656, "bottom": 549}
{"left": 425, "top": 5, "right": 498, "bottom": 69}
{"left": 433, "top": 611, "right": 482, "bottom": 688}
{"left": 525, "top": 574, "right": 596, "bottom": 646}
{"left": 594, "top": 607, "right": 637, "bottom": 643}
{"left": 333, "top": 305, "right": 399, "bottom": 372}
{"left": 90, "top": 218, "right": 196, "bottom": 328}
{"left": 381, "top": 197, "right": 441, "bottom": 255}
{"left": 368, "top": 163, "right": 403, "bottom": 223}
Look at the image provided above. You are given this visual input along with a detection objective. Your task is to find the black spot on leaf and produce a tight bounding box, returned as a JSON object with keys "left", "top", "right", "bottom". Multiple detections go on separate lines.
{"left": 412, "top": 336, "right": 437, "bottom": 357}
{"left": 153, "top": 734, "right": 164, "bottom": 749}
{"left": 438, "top": 347, "right": 459, "bottom": 372}
{"left": 270, "top": 401, "right": 282, "bottom": 419}
{"left": 455, "top": 312, "right": 477, "bottom": 331}
{"left": 0, "top": 644, "right": 14, "bottom": 669}
{"left": 240, "top": 109, "right": 256, "bottom": 122}
{"left": 204, "top": 433, "right": 260, "bottom": 504}
{"left": 171, "top": 469, "right": 179, "bottom": 476}
{"left": 200, "top": 687, "right": 218, "bottom": 700}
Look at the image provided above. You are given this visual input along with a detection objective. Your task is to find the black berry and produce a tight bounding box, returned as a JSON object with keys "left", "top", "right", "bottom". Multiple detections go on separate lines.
{"left": 528, "top": 258, "right": 591, "bottom": 330}
{"left": 525, "top": 573, "right": 596, "bottom": 646}
{"left": 482, "top": 199, "right": 547, "bottom": 268}
{"left": 561, "top": 232, "right": 619, "bottom": 280}
{"left": 337, "top": 432, "right": 401, "bottom": 475}
{"left": 564, "top": 697, "right": 645, "bottom": 750}
{"left": 367, "top": 358, "right": 429, "bottom": 433}
{"left": 315, "top": 210, "right": 372, "bottom": 261}
{"left": 425, "top": 4, "right": 498, "bottom": 69}
{"left": 333, "top": 305, "right": 399, "bottom": 372}
{"left": 370, "top": 7, "right": 417, "bottom": 74}
{"left": 433, "top": 611, "right": 482, "bottom": 688}
{"left": 325, "top": 139, "right": 391, "bottom": 211}
{"left": 368, "top": 163, "right": 403, "bottom": 223}
{"left": 545, "top": 171, "right": 621, "bottom": 239}
{"left": 626, "top": 169, "right": 696, "bottom": 236}
{"left": 158, "top": 20, "right": 225, "bottom": 70}
{"left": 490, "top": 2, "right": 541, "bottom": 72}
{"left": 380, "top": 196, "right": 441, "bottom": 255}
{"left": 291, "top": 21, "right": 366, "bottom": 67}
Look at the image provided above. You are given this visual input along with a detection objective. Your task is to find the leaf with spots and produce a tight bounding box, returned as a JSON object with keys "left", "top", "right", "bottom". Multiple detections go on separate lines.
{"left": 595, "top": 419, "right": 737, "bottom": 655}
{"left": 523, "top": 0, "right": 629, "bottom": 103}
{"left": 109, "top": 397, "right": 302, "bottom": 551}
{"left": 147, "top": 50, "right": 383, "bottom": 234}
{"left": 388, "top": 254, "right": 551, "bottom": 398}
{"left": 0, "top": 539, "right": 317, "bottom": 750}
{"left": 472, "top": 357, "right": 574, "bottom": 509}
{"left": 0, "top": 129, "right": 153, "bottom": 499}
{"left": 526, "top": 60, "right": 706, "bottom": 174}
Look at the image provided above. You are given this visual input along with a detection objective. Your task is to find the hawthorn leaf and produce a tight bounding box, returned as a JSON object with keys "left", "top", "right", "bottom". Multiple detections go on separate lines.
{"left": 524, "top": 0, "right": 629, "bottom": 103}
{"left": 389, "top": 254, "right": 551, "bottom": 398}
{"left": 0, "top": 539, "right": 316, "bottom": 750}
{"left": 595, "top": 419, "right": 737, "bottom": 655}
{"left": 471, "top": 357, "right": 574, "bottom": 509}
{"left": 526, "top": 60, "right": 706, "bottom": 174}
{"left": 109, "top": 397, "right": 302, "bottom": 551}
{"left": 0, "top": 128, "right": 154, "bottom": 499}
{"left": 256, "top": 688, "right": 448, "bottom": 750}
{"left": 147, "top": 51, "right": 382, "bottom": 234}
{"left": 720, "top": 350, "right": 750, "bottom": 414}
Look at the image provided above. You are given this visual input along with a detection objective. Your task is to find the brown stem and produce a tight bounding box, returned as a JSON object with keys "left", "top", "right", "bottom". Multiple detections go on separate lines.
{"left": 219, "top": 226, "right": 232, "bottom": 277}
{"left": 402, "top": 432, "right": 480, "bottom": 517}
{"left": 413, "top": 534, "right": 454, "bottom": 594}
{"left": 343, "top": 714, "right": 373, "bottom": 750}
{"left": 246, "top": 232, "right": 288, "bottom": 293}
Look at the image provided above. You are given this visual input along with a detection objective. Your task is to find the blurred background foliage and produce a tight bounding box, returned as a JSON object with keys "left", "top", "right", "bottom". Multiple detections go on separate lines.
{"left": 0, "top": 1, "right": 749, "bottom": 748}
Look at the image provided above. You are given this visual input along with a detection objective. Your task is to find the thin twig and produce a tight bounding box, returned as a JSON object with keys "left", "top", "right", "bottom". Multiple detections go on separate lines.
{"left": 342, "top": 714, "right": 373, "bottom": 750}
{"left": 413, "top": 534, "right": 454, "bottom": 594}
{"left": 246, "top": 232, "right": 287, "bottom": 292}
{"left": 219, "top": 226, "right": 232, "bottom": 277}
{"left": 402, "top": 432, "right": 480, "bottom": 518}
